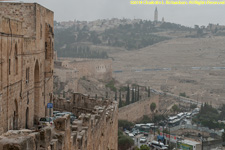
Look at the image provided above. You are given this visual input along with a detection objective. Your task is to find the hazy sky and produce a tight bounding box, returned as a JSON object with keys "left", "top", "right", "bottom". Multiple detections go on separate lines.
{"left": 4, "top": 0, "right": 225, "bottom": 27}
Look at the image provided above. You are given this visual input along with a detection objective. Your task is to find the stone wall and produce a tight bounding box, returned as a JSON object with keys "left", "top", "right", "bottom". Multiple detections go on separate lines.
{"left": 53, "top": 93, "right": 118, "bottom": 150}
{"left": 55, "top": 58, "right": 112, "bottom": 81}
{"left": 118, "top": 94, "right": 159, "bottom": 122}
{"left": 0, "top": 2, "right": 54, "bottom": 134}
{"left": 0, "top": 93, "right": 118, "bottom": 150}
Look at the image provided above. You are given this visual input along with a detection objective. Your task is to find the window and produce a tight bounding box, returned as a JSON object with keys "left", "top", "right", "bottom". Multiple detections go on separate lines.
{"left": 45, "top": 42, "right": 48, "bottom": 59}
{"left": 15, "top": 43, "right": 18, "bottom": 75}
{"left": 26, "top": 67, "right": 29, "bottom": 84}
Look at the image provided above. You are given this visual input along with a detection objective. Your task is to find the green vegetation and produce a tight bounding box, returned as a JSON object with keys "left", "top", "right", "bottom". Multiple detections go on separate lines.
{"left": 57, "top": 45, "right": 108, "bottom": 59}
{"left": 103, "top": 22, "right": 170, "bottom": 50}
{"left": 160, "top": 22, "right": 191, "bottom": 30}
{"left": 138, "top": 114, "right": 166, "bottom": 124}
{"left": 222, "top": 131, "right": 225, "bottom": 142}
{"left": 118, "top": 90, "right": 122, "bottom": 108}
{"left": 54, "top": 20, "right": 193, "bottom": 55}
{"left": 105, "top": 79, "right": 117, "bottom": 92}
{"left": 150, "top": 102, "right": 156, "bottom": 113}
{"left": 119, "top": 86, "right": 127, "bottom": 92}
{"left": 193, "top": 103, "right": 225, "bottom": 129}
{"left": 190, "top": 103, "right": 197, "bottom": 109}
{"left": 215, "top": 31, "right": 225, "bottom": 36}
{"left": 135, "top": 145, "right": 150, "bottom": 150}
{"left": 139, "top": 115, "right": 152, "bottom": 124}
{"left": 179, "top": 92, "right": 187, "bottom": 97}
{"left": 148, "top": 87, "right": 150, "bottom": 97}
{"left": 126, "top": 85, "right": 130, "bottom": 105}
{"left": 118, "top": 120, "right": 134, "bottom": 131}
{"left": 171, "top": 104, "right": 180, "bottom": 113}
{"left": 118, "top": 129, "right": 134, "bottom": 150}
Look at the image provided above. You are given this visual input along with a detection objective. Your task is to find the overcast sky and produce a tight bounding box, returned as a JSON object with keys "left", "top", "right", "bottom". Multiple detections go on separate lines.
{"left": 4, "top": 0, "right": 225, "bottom": 27}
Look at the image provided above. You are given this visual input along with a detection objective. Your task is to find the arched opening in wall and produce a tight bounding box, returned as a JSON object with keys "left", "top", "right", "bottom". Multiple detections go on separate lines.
{"left": 13, "top": 99, "right": 18, "bottom": 130}
{"left": 34, "top": 61, "right": 40, "bottom": 125}
{"left": 25, "top": 107, "right": 29, "bottom": 129}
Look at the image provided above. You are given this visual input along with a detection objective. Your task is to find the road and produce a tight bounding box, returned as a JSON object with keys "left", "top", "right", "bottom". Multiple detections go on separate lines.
{"left": 134, "top": 134, "right": 155, "bottom": 148}
{"left": 151, "top": 89, "right": 202, "bottom": 107}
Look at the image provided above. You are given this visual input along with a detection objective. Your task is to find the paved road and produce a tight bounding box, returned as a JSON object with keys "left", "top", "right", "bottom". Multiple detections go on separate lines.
{"left": 151, "top": 89, "right": 202, "bottom": 107}
{"left": 134, "top": 134, "right": 155, "bottom": 148}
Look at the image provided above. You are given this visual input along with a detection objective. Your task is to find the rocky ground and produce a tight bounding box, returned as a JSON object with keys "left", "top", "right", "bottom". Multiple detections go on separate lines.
{"left": 110, "top": 36, "right": 225, "bottom": 107}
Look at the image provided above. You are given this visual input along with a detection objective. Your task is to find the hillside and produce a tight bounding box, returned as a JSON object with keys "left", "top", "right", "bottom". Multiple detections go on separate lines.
{"left": 54, "top": 19, "right": 193, "bottom": 58}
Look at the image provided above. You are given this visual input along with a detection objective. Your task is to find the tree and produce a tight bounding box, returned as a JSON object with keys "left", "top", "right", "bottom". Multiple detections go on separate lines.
{"left": 118, "top": 120, "right": 134, "bottom": 130}
{"left": 150, "top": 102, "right": 156, "bottom": 113}
{"left": 137, "top": 85, "right": 140, "bottom": 101}
{"left": 222, "top": 131, "right": 225, "bottom": 142}
{"left": 136, "top": 145, "right": 150, "bottom": 150}
{"left": 172, "top": 104, "right": 179, "bottom": 113}
{"left": 134, "top": 86, "right": 137, "bottom": 102}
{"left": 126, "top": 85, "right": 130, "bottom": 105}
{"left": 119, "top": 90, "right": 122, "bottom": 108}
{"left": 132, "top": 86, "right": 135, "bottom": 103}
{"left": 148, "top": 87, "right": 150, "bottom": 97}
{"left": 118, "top": 135, "right": 134, "bottom": 150}
{"left": 115, "top": 91, "right": 117, "bottom": 101}
{"left": 190, "top": 103, "right": 197, "bottom": 109}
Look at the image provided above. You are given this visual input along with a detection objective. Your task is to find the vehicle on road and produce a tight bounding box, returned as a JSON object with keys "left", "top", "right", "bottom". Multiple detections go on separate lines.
{"left": 124, "top": 130, "right": 130, "bottom": 135}
{"left": 132, "top": 130, "right": 140, "bottom": 136}
{"left": 39, "top": 117, "right": 53, "bottom": 127}
{"left": 143, "top": 132, "right": 149, "bottom": 136}
{"left": 128, "top": 133, "right": 134, "bottom": 138}
{"left": 148, "top": 140, "right": 168, "bottom": 149}
{"left": 140, "top": 137, "right": 147, "bottom": 143}
{"left": 53, "top": 111, "right": 60, "bottom": 116}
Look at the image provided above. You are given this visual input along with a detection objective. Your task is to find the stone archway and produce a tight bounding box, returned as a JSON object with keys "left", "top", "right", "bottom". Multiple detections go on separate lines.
{"left": 25, "top": 107, "right": 29, "bottom": 129}
{"left": 13, "top": 99, "right": 18, "bottom": 130}
{"left": 34, "top": 61, "right": 40, "bottom": 125}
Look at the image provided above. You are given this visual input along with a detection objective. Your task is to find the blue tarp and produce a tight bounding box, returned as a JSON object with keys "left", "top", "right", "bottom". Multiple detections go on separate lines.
{"left": 157, "top": 135, "right": 165, "bottom": 141}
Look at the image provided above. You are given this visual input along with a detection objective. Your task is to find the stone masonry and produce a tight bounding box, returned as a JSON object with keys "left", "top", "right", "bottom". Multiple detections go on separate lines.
{"left": 0, "top": 93, "right": 118, "bottom": 150}
{"left": 0, "top": 2, "right": 54, "bottom": 134}
{"left": 118, "top": 94, "right": 159, "bottom": 122}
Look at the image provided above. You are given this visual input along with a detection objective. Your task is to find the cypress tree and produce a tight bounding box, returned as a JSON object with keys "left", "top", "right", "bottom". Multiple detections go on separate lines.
{"left": 132, "top": 86, "right": 135, "bottom": 103}
{"left": 134, "top": 86, "right": 137, "bottom": 102}
{"left": 126, "top": 85, "right": 130, "bottom": 105}
{"left": 137, "top": 85, "right": 140, "bottom": 101}
{"left": 148, "top": 87, "right": 150, "bottom": 97}
{"left": 119, "top": 90, "right": 122, "bottom": 108}
{"left": 115, "top": 91, "right": 117, "bottom": 101}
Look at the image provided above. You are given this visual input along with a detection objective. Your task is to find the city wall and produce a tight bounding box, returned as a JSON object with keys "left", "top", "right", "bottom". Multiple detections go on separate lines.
{"left": 0, "top": 93, "right": 118, "bottom": 150}
{"left": 118, "top": 94, "right": 159, "bottom": 122}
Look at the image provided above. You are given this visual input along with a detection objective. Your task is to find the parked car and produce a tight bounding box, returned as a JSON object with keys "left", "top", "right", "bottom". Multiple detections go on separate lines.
{"left": 53, "top": 111, "right": 60, "bottom": 116}
{"left": 140, "top": 137, "right": 147, "bottom": 143}
{"left": 143, "top": 132, "right": 149, "bottom": 136}
{"left": 128, "top": 133, "right": 134, "bottom": 138}
{"left": 55, "top": 113, "right": 66, "bottom": 118}
{"left": 124, "top": 130, "right": 130, "bottom": 135}
{"left": 149, "top": 140, "right": 168, "bottom": 149}
{"left": 132, "top": 130, "right": 140, "bottom": 136}
{"left": 39, "top": 117, "right": 53, "bottom": 127}
{"left": 70, "top": 116, "right": 77, "bottom": 124}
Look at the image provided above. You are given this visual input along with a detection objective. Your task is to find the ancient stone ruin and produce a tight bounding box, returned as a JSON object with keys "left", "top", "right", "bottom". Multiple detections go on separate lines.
{"left": 0, "top": 93, "right": 118, "bottom": 150}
